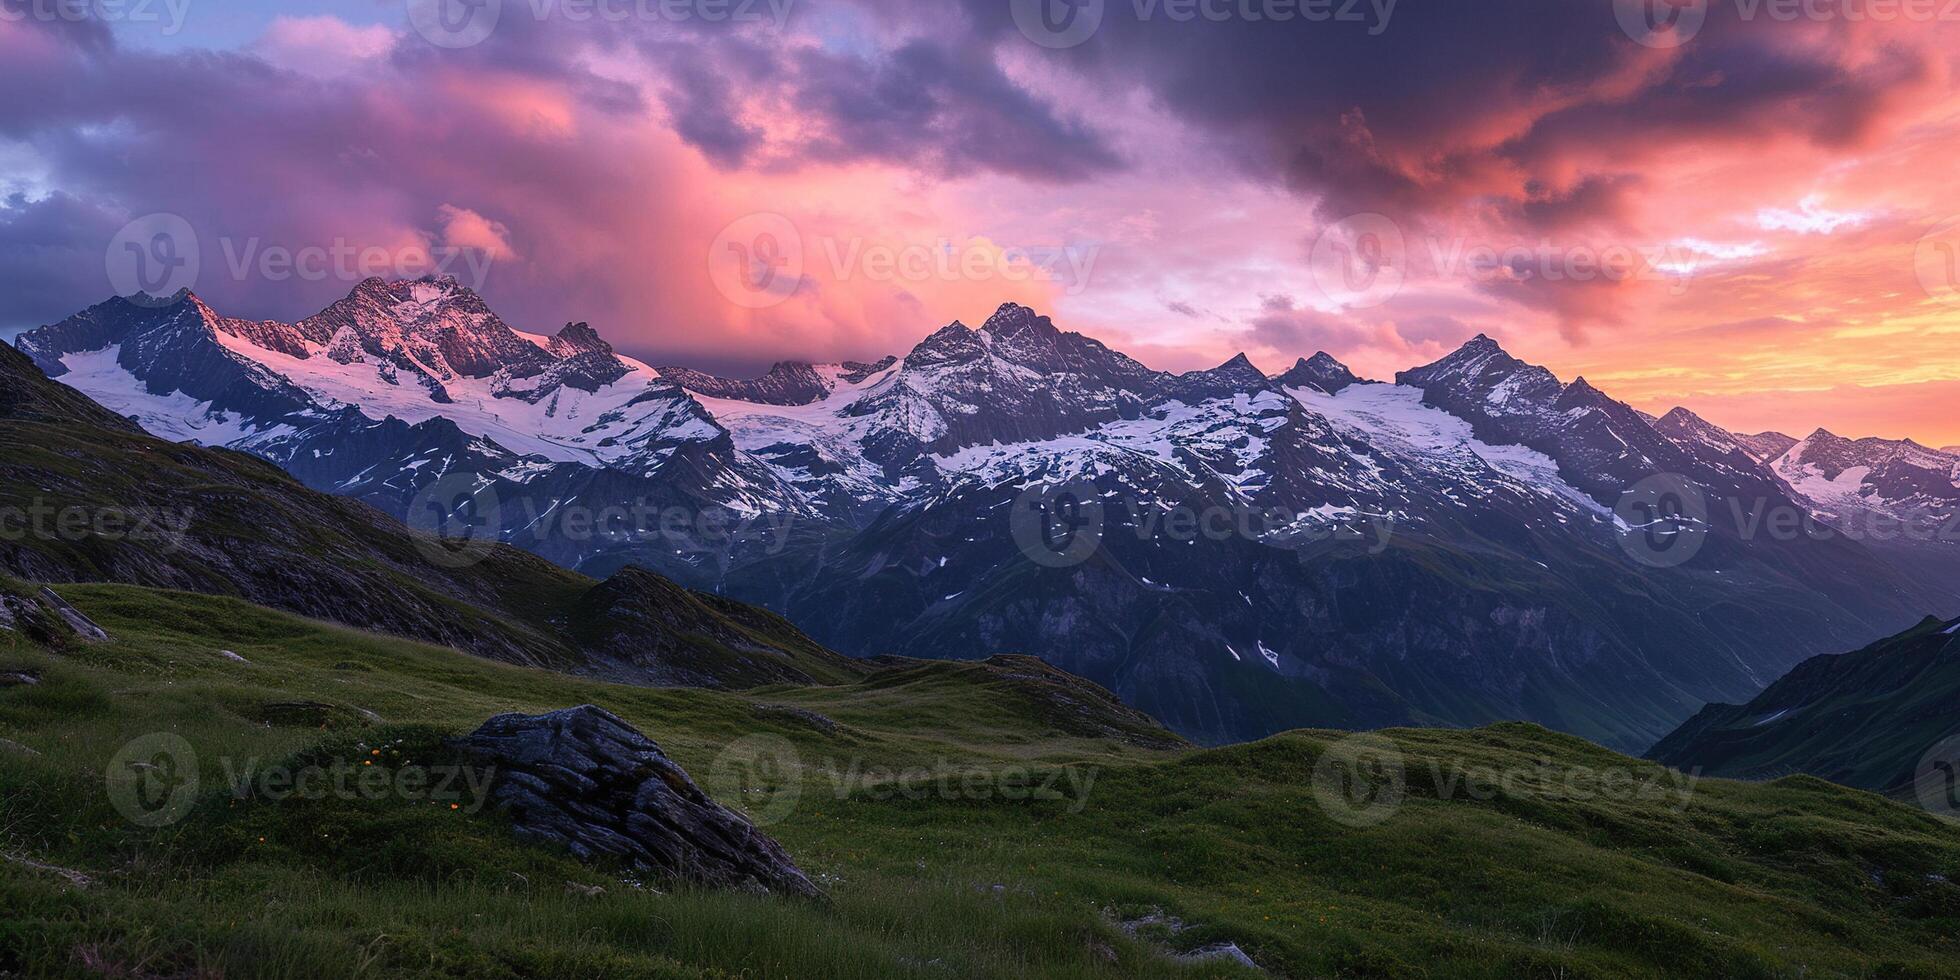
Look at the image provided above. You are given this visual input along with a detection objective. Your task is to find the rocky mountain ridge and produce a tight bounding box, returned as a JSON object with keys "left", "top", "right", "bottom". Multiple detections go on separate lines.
{"left": 15, "top": 286, "right": 1956, "bottom": 747}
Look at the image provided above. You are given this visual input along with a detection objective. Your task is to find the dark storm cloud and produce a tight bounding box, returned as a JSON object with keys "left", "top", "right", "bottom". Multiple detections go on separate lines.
{"left": 940, "top": 0, "right": 1938, "bottom": 230}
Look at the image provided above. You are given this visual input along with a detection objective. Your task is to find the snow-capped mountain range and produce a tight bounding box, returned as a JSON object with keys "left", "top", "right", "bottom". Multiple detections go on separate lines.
{"left": 15, "top": 280, "right": 1956, "bottom": 748}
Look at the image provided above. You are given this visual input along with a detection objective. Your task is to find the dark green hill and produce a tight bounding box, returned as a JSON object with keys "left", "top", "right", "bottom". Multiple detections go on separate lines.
{"left": 1649, "top": 615, "right": 1960, "bottom": 796}
{"left": 0, "top": 340, "right": 860, "bottom": 689}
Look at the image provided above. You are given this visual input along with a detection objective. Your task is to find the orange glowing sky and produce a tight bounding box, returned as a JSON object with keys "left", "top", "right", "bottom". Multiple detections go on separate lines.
{"left": 1, "top": 2, "right": 1957, "bottom": 446}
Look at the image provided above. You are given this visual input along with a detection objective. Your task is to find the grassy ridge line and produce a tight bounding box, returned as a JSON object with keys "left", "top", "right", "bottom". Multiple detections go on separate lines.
{"left": 0, "top": 584, "right": 1957, "bottom": 977}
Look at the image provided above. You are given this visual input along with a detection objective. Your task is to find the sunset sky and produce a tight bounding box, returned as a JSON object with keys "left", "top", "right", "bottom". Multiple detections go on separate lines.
{"left": 3, "top": 0, "right": 1958, "bottom": 446}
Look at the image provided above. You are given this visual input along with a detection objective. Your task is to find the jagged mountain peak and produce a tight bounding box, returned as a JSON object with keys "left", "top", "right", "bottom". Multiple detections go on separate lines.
{"left": 1789, "top": 428, "right": 1956, "bottom": 467}
{"left": 1397, "top": 333, "right": 1563, "bottom": 418}
{"left": 1772, "top": 429, "right": 1960, "bottom": 529}
{"left": 903, "top": 320, "right": 986, "bottom": 369}
{"left": 979, "top": 301, "right": 1059, "bottom": 339}
{"left": 658, "top": 359, "right": 832, "bottom": 407}
{"left": 548, "top": 321, "right": 613, "bottom": 359}
{"left": 1656, "top": 406, "right": 1734, "bottom": 440}
{"left": 1652, "top": 405, "right": 1760, "bottom": 461}
{"left": 839, "top": 356, "right": 898, "bottom": 384}
{"left": 1167, "top": 353, "right": 1273, "bottom": 403}
{"left": 1733, "top": 430, "right": 1800, "bottom": 463}
{"left": 1402, "top": 333, "right": 1540, "bottom": 382}
{"left": 1560, "top": 376, "right": 1609, "bottom": 402}
{"left": 299, "top": 276, "right": 550, "bottom": 380}
{"left": 1275, "top": 351, "right": 1365, "bottom": 395}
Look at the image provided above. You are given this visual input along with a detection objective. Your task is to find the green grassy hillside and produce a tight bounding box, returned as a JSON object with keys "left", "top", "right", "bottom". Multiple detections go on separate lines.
{"left": 2, "top": 582, "right": 1958, "bottom": 978}
{"left": 1649, "top": 614, "right": 1960, "bottom": 797}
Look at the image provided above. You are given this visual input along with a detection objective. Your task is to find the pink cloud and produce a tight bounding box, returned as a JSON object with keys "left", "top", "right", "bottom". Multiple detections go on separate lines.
{"left": 253, "top": 15, "right": 395, "bottom": 75}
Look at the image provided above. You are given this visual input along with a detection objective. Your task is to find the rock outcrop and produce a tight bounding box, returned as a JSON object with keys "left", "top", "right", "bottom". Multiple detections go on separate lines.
{"left": 37, "top": 588, "right": 107, "bottom": 642}
{"left": 454, "top": 705, "right": 821, "bottom": 898}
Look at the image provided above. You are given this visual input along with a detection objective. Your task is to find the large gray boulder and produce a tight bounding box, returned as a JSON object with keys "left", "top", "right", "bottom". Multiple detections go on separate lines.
{"left": 453, "top": 705, "right": 820, "bottom": 898}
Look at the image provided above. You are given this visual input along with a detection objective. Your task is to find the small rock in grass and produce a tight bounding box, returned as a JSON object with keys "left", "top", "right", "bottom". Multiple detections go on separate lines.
{"left": 1177, "top": 943, "right": 1260, "bottom": 971}
{"left": 36, "top": 588, "right": 107, "bottom": 642}
{"left": 0, "top": 671, "right": 39, "bottom": 687}
{"left": 218, "top": 650, "right": 250, "bottom": 664}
